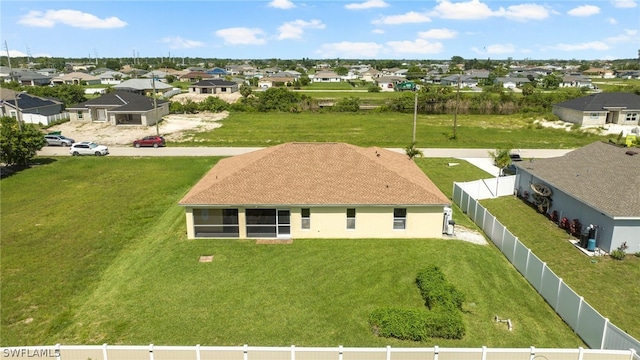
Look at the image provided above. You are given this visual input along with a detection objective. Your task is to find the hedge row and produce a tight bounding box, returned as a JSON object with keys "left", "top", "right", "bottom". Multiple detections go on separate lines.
{"left": 369, "top": 266, "right": 466, "bottom": 341}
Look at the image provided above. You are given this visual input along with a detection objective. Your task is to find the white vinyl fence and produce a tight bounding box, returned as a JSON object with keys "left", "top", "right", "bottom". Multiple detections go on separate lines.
{"left": 1, "top": 344, "right": 637, "bottom": 360}
{"left": 452, "top": 180, "right": 640, "bottom": 353}
{"left": 22, "top": 112, "right": 69, "bottom": 126}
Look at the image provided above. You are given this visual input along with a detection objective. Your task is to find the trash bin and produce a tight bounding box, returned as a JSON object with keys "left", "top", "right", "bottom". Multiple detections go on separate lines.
{"left": 587, "top": 239, "right": 596, "bottom": 251}
{"left": 446, "top": 220, "right": 455, "bottom": 236}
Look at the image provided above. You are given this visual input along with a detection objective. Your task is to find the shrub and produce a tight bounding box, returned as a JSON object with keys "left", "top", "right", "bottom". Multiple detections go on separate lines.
{"left": 369, "top": 308, "right": 429, "bottom": 341}
{"left": 610, "top": 249, "right": 626, "bottom": 260}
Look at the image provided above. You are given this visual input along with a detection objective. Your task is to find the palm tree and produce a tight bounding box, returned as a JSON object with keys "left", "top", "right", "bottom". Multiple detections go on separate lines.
{"left": 405, "top": 142, "right": 424, "bottom": 160}
{"left": 488, "top": 148, "right": 512, "bottom": 176}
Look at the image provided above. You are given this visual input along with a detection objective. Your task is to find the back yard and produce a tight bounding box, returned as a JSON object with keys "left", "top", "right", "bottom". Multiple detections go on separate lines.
{"left": 0, "top": 157, "right": 590, "bottom": 347}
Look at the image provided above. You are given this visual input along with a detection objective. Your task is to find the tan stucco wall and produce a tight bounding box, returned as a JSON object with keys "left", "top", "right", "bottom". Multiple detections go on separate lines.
{"left": 184, "top": 206, "right": 446, "bottom": 239}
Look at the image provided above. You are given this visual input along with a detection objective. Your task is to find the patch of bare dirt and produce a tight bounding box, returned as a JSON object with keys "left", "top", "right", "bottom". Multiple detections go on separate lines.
{"left": 172, "top": 92, "right": 242, "bottom": 104}
{"left": 47, "top": 111, "right": 229, "bottom": 146}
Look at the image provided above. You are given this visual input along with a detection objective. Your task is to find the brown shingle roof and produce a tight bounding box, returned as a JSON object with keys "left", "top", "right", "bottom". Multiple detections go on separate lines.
{"left": 515, "top": 141, "right": 640, "bottom": 218}
{"left": 179, "top": 143, "right": 450, "bottom": 206}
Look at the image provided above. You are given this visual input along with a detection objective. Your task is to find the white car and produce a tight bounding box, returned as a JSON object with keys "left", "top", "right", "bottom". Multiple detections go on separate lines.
{"left": 70, "top": 142, "right": 109, "bottom": 156}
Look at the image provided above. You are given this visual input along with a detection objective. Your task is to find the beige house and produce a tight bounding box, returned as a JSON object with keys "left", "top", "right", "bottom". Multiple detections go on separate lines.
{"left": 66, "top": 91, "right": 168, "bottom": 126}
{"left": 552, "top": 92, "right": 640, "bottom": 126}
{"left": 179, "top": 142, "right": 451, "bottom": 240}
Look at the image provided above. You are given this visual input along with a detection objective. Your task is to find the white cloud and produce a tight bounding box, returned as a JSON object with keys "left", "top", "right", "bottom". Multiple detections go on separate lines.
{"left": 471, "top": 43, "right": 516, "bottom": 54}
{"left": 268, "top": 0, "right": 295, "bottom": 9}
{"left": 431, "top": 0, "right": 496, "bottom": 20}
{"left": 277, "top": 19, "right": 325, "bottom": 40}
{"left": 372, "top": 29, "right": 385, "bottom": 34}
{"left": 18, "top": 9, "right": 126, "bottom": 28}
{"left": 345, "top": 0, "right": 389, "bottom": 10}
{"left": 503, "top": 4, "right": 550, "bottom": 21}
{"left": 7, "top": 50, "right": 27, "bottom": 57}
{"left": 386, "top": 39, "right": 444, "bottom": 54}
{"left": 611, "top": 0, "right": 637, "bottom": 8}
{"left": 605, "top": 29, "right": 638, "bottom": 43}
{"left": 418, "top": 28, "right": 457, "bottom": 39}
{"left": 552, "top": 41, "right": 609, "bottom": 51}
{"left": 316, "top": 41, "right": 383, "bottom": 58}
{"left": 567, "top": 5, "right": 601, "bottom": 16}
{"left": 607, "top": 17, "right": 618, "bottom": 24}
{"left": 215, "top": 27, "right": 267, "bottom": 45}
{"left": 372, "top": 11, "right": 431, "bottom": 25}
{"left": 431, "top": 0, "right": 549, "bottom": 21}
{"left": 159, "top": 36, "right": 205, "bottom": 49}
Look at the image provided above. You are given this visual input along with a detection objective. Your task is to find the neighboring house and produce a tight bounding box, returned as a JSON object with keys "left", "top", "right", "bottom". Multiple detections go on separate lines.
{"left": 495, "top": 77, "right": 531, "bottom": 89}
{"left": 179, "top": 71, "right": 213, "bottom": 83}
{"left": 189, "top": 79, "right": 239, "bottom": 94}
{"left": 513, "top": 141, "right": 640, "bottom": 254}
{"left": 376, "top": 76, "right": 407, "bottom": 91}
{"left": 142, "top": 70, "right": 169, "bottom": 81}
{"left": 552, "top": 92, "right": 640, "bottom": 126}
{"left": 179, "top": 142, "right": 451, "bottom": 240}
{"left": 312, "top": 71, "right": 341, "bottom": 82}
{"left": 257, "top": 77, "right": 295, "bottom": 89}
{"left": 0, "top": 88, "right": 67, "bottom": 125}
{"left": 99, "top": 71, "right": 126, "bottom": 85}
{"left": 51, "top": 72, "right": 101, "bottom": 85}
{"left": 360, "top": 68, "right": 381, "bottom": 82}
{"left": 207, "top": 67, "right": 227, "bottom": 77}
{"left": 559, "top": 75, "right": 592, "bottom": 88}
{"left": 112, "top": 79, "right": 174, "bottom": 96}
{"left": 441, "top": 75, "right": 477, "bottom": 88}
{"left": 66, "top": 90, "right": 168, "bottom": 126}
{"left": 11, "top": 69, "right": 53, "bottom": 86}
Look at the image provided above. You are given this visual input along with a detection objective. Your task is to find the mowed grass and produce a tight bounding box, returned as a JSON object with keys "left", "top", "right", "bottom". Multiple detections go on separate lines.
{"left": 0, "top": 157, "right": 585, "bottom": 347}
{"left": 480, "top": 197, "right": 640, "bottom": 340}
{"left": 180, "top": 112, "right": 613, "bottom": 148}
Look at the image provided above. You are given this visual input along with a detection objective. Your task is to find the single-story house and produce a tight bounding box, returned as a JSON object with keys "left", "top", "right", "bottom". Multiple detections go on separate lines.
{"left": 495, "top": 77, "right": 530, "bottom": 89}
{"left": 0, "top": 88, "right": 66, "bottom": 125}
{"left": 179, "top": 71, "right": 214, "bottom": 83}
{"left": 552, "top": 92, "right": 640, "bottom": 126}
{"left": 311, "top": 71, "right": 341, "bottom": 83}
{"left": 376, "top": 76, "right": 408, "bottom": 92}
{"left": 257, "top": 77, "right": 296, "bottom": 89}
{"left": 66, "top": 91, "right": 168, "bottom": 126}
{"left": 99, "top": 71, "right": 126, "bottom": 85}
{"left": 179, "top": 142, "right": 451, "bottom": 240}
{"left": 559, "top": 75, "right": 592, "bottom": 89}
{"left": 112, "top": 79, "right": 174, "bottom": 96}
{"left": 51, "top": 72, "right": 101, "bottom": 86}
{"left": 513, "top": 141, "right": 640, "bottom": 254}
{"left": 189, "top": 79, "right": 239, "bottom": 94}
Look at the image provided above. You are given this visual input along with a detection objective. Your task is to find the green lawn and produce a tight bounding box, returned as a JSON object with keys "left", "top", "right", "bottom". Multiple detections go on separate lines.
{"left": 480, "top": 197, "right": 640, "bottom": 340}
{"left": 178, "top": 112, "right": 614, "bottom": 148}
{"left": 1, "top": 157, "right": 585, "bottom": 348}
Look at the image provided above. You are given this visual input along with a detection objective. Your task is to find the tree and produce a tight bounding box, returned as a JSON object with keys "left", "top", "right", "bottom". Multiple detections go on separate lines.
{"left": 105, "top": 59, "right": 121, "bottom": 71}
{"left": 0, "top": 116, "right": 47, "bottom": 167}
{"left": 335, "top": 66, "right": 349, "bottom": 76}
{"left": 404, "top": 142, "right": 423, "bottom": 160}
{"left": 542, "top": 74, "right": 562, "bottom": 90}
{"left": 240, "top": 85, "right": 253, "bottom": 99}
{"left": 521, "top": 83, "right": 535, "bottom": 96}
{"left": 488, "top": 148, "right": 512, "bottom": 176}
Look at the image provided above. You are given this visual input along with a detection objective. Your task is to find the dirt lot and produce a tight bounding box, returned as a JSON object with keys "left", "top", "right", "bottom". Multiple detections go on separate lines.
{"left": 46, "top": 92, "right": 242, "bottom": 146}
{"left": 47, "top": 111, "right": 230, "bottom": 146}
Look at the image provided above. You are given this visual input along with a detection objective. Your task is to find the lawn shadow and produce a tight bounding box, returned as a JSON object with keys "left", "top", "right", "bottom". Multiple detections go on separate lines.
{"left": 1, "top": 158, "right": 57, "bottom": 179}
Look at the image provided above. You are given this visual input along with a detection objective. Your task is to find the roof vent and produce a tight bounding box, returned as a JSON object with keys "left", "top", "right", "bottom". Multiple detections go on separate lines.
{"left": 625, "top": 150, "right": 638, "bottom": 156}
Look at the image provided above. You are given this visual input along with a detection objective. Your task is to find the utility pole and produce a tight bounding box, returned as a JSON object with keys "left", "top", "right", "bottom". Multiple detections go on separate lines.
{"left": 4, "top": 41, "right": 22, "bottom": 131}
{"left": 152, "top": 77, "right": 159, "bottom": 136}
{"left": 412, "top": 90, "right": 418, "bottom": 143}
{"left": 453, "top": 74, "right": 461, "bottom": 139}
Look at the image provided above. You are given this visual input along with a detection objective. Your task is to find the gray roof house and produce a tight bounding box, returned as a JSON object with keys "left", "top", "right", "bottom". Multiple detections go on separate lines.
{"left": 513, "top": 141, "right": 640, "bottom": 254}
{"left": 113, "top": 79, "right": 174, "bottom": 96}
{"left": 552, "top": 92, "right": 640, "bottom": 126}
{"left": 189, "top": 79, "right": 239, "bottom": 95}
{"left": 0, "top": 88, "right": 66, "bottom": 125}
{"left": 66, "top": 91, "right": 168, "bottom": 126}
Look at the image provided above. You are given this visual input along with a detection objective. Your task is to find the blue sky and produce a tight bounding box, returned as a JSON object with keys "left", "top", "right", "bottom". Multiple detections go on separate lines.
{"left": 1, "top": 0, "right": 639, "bottom": 61}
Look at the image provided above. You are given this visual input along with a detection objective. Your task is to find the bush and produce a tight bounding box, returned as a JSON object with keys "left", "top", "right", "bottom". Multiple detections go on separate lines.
{"left": 610, "top": 249, "right": 626, "bottom": 260}
{"left": 369, "top": 266, "right": 466, "bottom": 341}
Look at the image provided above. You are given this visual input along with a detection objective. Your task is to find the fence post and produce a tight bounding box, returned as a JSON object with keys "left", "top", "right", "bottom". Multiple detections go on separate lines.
{"left": 386, "top": 345, "right": 391, "bottom": 360}
{"left": 524, "top": 248, "right": 531, "bottom": 276}
{"left": 529, "top": 346, "right": 535, "bottom": 360}
{"left": 434, "top": 345, "right": 439, "bottom": 360}
{"left": 196, "top": 344, "right": 201, "bottom": 360}
{"left": 576, "top": 297, "right": 584, "bottom": 331}
{"left": 244, "top": 344, "right": 249, "bottom": 360}
{"left": 481, "top": 346, "right": 487, "bottom": 360}
{"left": 630, "top": 348, "right": 637, "bottom": 360}
{"left": 578, "top": 346, "right": 584, "bottom": 360}
{"left": 554, "top": 278, "right": 563, "bottom": 311}
{"left": 149, "top": 344, "right": 154, "bottom": 360}
{"left": 55, "top": 344, "right": 61, "bottom": 360}
{"left": 291, "top": 345, "right": 295, "bottom": 360}
{"left": 601, "top": 318, "right": 609, "bottom": 350}
{"left": 512, "top": 236, "right": 518, "bottom": 262}
{"left": 539, "top": 262, "right": 546, "bottom": 295}
{"left": 102, "top": 343, "right": 109, "bottom": 360}
{"left": 339, "top": 345, "right": 343, "bottom": 360}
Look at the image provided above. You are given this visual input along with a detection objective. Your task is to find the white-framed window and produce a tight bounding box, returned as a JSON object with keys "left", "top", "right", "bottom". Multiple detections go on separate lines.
{"left": 346, "top": 208, "right": 356, "bottom": 230}
{"left": 590, "top": 112, "right": 599, "bottom": 119}
{"left": 393, "top": 208, "right": 407, "bottom": 230}
{"left": 77, "top": 111, "right": 83, "bottom": 119}
{"left": 625, "top": 112, "right": 638, "bottom": 122}
{"left": 301, "top": 208, "right": 310, "bottom": 230}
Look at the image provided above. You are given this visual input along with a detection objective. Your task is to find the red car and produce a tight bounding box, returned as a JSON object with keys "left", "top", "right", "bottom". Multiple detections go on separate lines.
{"left": 133, "top": 136, "right": 166, "bottom": 148}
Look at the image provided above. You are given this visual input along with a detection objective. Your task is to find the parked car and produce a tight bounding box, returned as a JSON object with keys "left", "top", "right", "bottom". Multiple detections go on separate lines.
{"left": 133, "top": 136, "right": 166, "bottom": 148}
{"left": 44, "top": 134, "right": 75, "bottom": 146}
{"left": 69, "top": 142, "right": 109, "bottom": 156}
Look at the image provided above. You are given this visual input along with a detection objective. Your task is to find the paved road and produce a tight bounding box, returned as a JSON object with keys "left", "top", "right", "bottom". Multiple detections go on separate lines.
{"left": 38, "top": 146, "right": 573, "bottom": 159}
